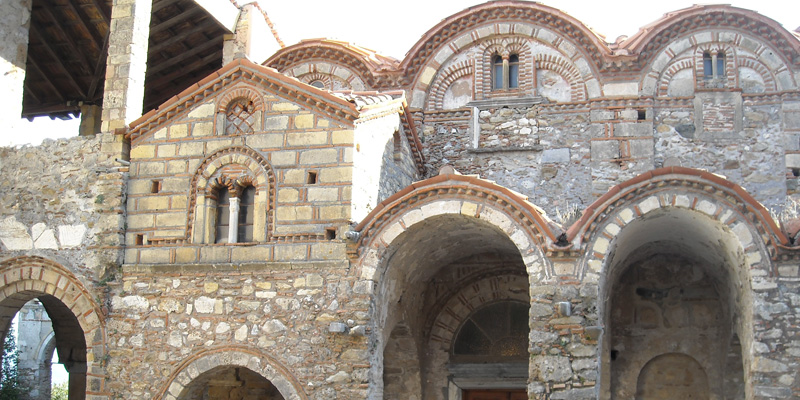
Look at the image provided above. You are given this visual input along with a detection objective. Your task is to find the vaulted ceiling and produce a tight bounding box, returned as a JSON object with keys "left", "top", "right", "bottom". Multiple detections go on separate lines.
{"left": 22, "top": 0, "right": 228, "bottom": 120}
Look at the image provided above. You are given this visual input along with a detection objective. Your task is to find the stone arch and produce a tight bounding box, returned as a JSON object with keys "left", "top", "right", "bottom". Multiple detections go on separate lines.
{"left": 188, "top": 146, "right": 276, "bottom": 244}
{"left": 570, "top": 167, "right": 783, "bottom": 400}
{"left": 636, "top": 353, "right": 709, "bottom": 399}
{"left": 353, "top": 173, "right": 556, "bottom": 399}
{"left": 155, "top": 346, "right": 307, "bottom": 400}
{"left": 0, "top": 255, "right": 107, "bottom": 399}
{"left": 289, "top": 62, "right": 367, "bottom": 91}
{"left": 216, "top": 84, "right": 265, "bottom": 136}
{"left": 216, "top": 84, "right": 265, "bottom": 114}
{"left": 474, "top": 36, "right": 534, "bottom": 99}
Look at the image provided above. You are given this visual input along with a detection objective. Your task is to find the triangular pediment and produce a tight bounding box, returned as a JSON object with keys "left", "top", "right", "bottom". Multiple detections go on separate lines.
{"left": 126, "top": 58, "right": 359, "bottom": 142}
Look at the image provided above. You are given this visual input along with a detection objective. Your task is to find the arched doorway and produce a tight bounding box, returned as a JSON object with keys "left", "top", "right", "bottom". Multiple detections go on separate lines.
{"left": 0, "top": 256, "right": 106, "bottom": 400}
{"left": 178, "top": 366, "right": 285, "bottom": 399}
{"left": 600, "top": 207, "right": 748, "bottom": 399}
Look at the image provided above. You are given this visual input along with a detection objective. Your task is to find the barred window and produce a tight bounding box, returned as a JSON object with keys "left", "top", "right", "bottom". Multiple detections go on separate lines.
{"left": 225, "top": 98, "right": 256, "bottom": 135}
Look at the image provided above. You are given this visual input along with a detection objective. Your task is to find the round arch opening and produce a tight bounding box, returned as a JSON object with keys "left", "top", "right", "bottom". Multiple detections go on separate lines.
{"left": 178, "top": 365, "right": 286, "bottom": 399}
{"left": 599, "top": 207, "right": 748, "bottom": 399}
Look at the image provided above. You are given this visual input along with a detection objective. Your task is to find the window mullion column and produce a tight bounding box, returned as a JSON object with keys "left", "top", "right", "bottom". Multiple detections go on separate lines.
{"left": 228, "top": 196, "right": 240, "bottom": 244}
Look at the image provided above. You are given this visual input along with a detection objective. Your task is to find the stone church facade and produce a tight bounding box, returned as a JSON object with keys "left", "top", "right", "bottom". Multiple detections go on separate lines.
{"left": 1, "top": 1, "right": 800, "bottom": 399}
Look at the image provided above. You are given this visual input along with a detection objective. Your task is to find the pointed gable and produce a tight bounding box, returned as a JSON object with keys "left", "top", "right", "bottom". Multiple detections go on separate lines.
{"left": 126, "top": 58, "right": 360, "bottom": 142}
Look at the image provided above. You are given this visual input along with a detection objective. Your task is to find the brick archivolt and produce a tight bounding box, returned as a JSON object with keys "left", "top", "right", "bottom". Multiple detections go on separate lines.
{"left": 428, "top": 274, "right": 528, "bottom": 352}
{"left": 188, "top": 146, "right": 276, "bottom": 243}
{"left": 0, "top": 256, "right": 107, "bottom": 398}
{"left": 573, "top": 169, "right": 781, "bottom": 285}
{"left": 409, "top": 21, "right": 599, "bottom": 108}
{"left": 353, "top": 175, "right": 555, "bottom": 283}
{"left": 155, "top": 346, "right": 307, "bottom": 400}
{"left": 286, "top": 62, "right": 367, "bottom": 91}
{"left": 217, "top": 84, "right": 265, "bottom": 113}
{"left": 643, "top": 31, "right": 797, "bottom": 96}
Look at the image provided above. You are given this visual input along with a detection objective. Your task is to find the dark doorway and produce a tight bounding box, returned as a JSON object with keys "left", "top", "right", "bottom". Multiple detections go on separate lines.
{"left": 463, "top": 389, "right": 527, "bottom": 400}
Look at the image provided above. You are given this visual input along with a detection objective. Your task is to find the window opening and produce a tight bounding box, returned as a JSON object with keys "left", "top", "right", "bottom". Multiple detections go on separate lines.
{"left": 150, "top": 180, "right": 162, "bottom": 193}
{"left": 637, "top": 109, "right": 647, "bottom": 121}
{"left": 492, "top": 55, "right": 504, "bottom": 90}
{"left": 135, "top": 234, "right": 144, "bottom": 246}
{"left": 703, "top": 52, "right": 713, "bottom": 80}
{"left": 215, "top": 187, "right": 231, "bottom": 243}
{"left": 225, "top": 98, "right": 256, "bottom": 135}
{"left": 309, "top": 80, "right": 325, "bottom": 89}
{"left": 307, "top": 171, "right": 318, "bottom": 184}
{"left": 452, "top": 301, "right": 529, "bottom": 358}
{"left": 237, "top": 186, "right": 255, "bottom": 242}
{"left": 508, "top": 54, "right": 520, "bottom": 89}
{"left": 325, "top": 228, "right": 337, "bottom": 240}
{"left": 716, "top": 52, "right": 725, "bottom": 77}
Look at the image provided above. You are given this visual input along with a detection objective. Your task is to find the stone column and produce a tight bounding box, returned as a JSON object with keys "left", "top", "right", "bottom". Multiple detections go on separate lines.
{"left": 100, "top": 0, "right": 152, "bottom": 133}
{"left": 228, "top": 196, "right": 240, "bottom": 243}
{"left": 0, "top": 0, "right": 32, "bottom": 133}
{"left": 79, "top": 104, "right": 102, "bottom": 136}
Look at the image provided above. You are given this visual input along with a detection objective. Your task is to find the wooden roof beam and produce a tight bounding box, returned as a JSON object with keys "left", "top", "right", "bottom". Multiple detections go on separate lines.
{"left": 88, "top": 0, "right": 110, "bottom": 24}
{"left": 27, "top": 56, "right": 66, "bottom": 103}
{"left": 61, "top": 0, "right": 105, "bottom": 44}
{"left": 39, "top": 2, "right": 95, "bottom": 75}
{"left": 87, "top": 31, "right": 110, "bottom": 100}
{"left": 145, "top": 51, "right": 219, "bottom": 94}
{"left": 149, "top": 18, "right": 217, "bottom": 53}
{"left": 152, "top": 0, "right": 185, "bottom": 14}
{"left": 29, "top": 23, "right": 87, "bottom": 99}
{"left": 150, "top": 7, "right": 205, "bottom": 35}
{"left": 146, "top": 37, "right": 221, "bottom": 76}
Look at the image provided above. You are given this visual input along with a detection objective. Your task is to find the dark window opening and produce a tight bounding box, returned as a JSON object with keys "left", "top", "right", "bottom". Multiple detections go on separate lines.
{"left": 150, "top": 180, "right": 162, "bottom": 193}
{"left": 309, "top": 80, "right": 325, "bottom": 89}
{"left": 637, "top": 109, "right": 647, "bottom": 121}
{"left": 325, "top": 228, "right": 336, "bottom": 240}
{"left": 215, "top": 187, "right": 231, "bottom": 244}
{"left": 237, "top": 186, "right": 255, "bottom": 242}
{"left": 307, "top": 171, "right": 318, "bottom": 184}
{"left": 135, "top": 234, "right": 144, "bottom": 246}
{"left": 492, "top": 55, "right": 504, "bottom": 90}
{"left": 508, "top": 54, "right": 520, "bottom": 89}
{"left": 703, "top": 52, "right": 713, "bottom": 80}
{"left": 716, "top": 52, "right": 726, "bottom": 77}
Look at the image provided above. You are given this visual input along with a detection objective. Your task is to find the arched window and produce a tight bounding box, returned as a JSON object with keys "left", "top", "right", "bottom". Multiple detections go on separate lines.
{"left": 492, "top": 55, "right": 504, "bottom": 90}
{"left": 452, "top": 301, "right": 529, "bottom": 360}
{"left": 508, "top": 54, "right": 520, "bottom": 89}
{"left": 716, "top": 51, "right": 725, "bottom": 77}
{"left": 237, "top": 186, "right": 255, "bottom": 242}
{"left": 214, "top": 184, "right": 256, "bottom": 244}
{"left": 225, "top": 98, "right": 256, "bottom": 135}
{"left": 309, "top": 80, "right": 325, "bottom": 89}
{"left": 703, "top": 51, "right": 713, "bottom": 80}
{"left": 215, "top": 187, "right": 231, "bottom": 243}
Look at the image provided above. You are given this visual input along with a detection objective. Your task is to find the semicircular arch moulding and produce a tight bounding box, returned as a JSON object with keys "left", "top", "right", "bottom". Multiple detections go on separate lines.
{"left": 401, "top": 1, "right": 610, "bottom": 93}
{"left": 288, "top": 63, "right": 367, "bottom": 91}
{"left": 187, "top": 146, "right": 276, "bottom": 244}
{"left": 0, "top": 255, "right": 107, "bottom": 399}
{"left": 352, "top": 174, "right": 558, "bottom": 286}
{"left": 154, "top": 346, "right": 308, "bottom": 400}
{"left": 571, "top": 167, "right": 783, "bottom": 286}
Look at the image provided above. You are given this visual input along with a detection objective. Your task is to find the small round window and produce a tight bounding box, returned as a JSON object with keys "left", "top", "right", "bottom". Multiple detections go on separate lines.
{"left": 452, "top": 301, "right": 529, "bottom": 359}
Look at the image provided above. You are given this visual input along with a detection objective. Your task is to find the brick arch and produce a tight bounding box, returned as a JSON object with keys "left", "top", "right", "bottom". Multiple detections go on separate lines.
{"left": 737, "top": 56, "right": 778, "bottom": 92}
{"left": 0, "top": 256, "right": 107, "bottom": 399}
{"left": 216, "top": 84, "right": 265, "bottom": 113}
{"left": 401, "top": 1, "right": 610, "bottom": 88}
{"left": 187, "top": 146, "right": 276, "bottom": 243}
{"left": 694, "top": 44, "right": 736, "bottom": 90}
{"left": 428, "top": 274, "right": 529, "bottom": 352}
{"left": 534, "top": 53, "right": 586, "bottom": 101}
{"left": 571, "top": 167, "right": 784, "bottom": 282}
{"left": 155, "top": 346, "right": 307, "bottom": 400}
{"left": 353, "top": 173, "right": 559, "bottom": 284}
{"left": 426, "top": 61, "right": 474, "bottom": 110}
{"left": 656, "top": 57, "right": 694, "bottom": 97}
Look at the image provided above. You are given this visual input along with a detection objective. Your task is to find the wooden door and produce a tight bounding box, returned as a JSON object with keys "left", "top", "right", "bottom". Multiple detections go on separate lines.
{"left": 463, "top": 389, "right": 527, "bottom": 400}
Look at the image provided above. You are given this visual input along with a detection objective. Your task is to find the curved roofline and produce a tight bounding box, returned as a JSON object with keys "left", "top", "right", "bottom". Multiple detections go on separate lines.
{"left": 621, "top": 4, "right": 800, "bottom": 67}
{"left": 263, "top": 39, "right": 401, "bottom": 87}
{"left": 566, "top": 166, "right": 789, "bottom": 248}
{"left": 400, "top": 1, "right": 612, "bottom": 84}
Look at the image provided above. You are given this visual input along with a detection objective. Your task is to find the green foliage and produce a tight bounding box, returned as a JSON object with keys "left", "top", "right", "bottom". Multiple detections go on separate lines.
{"left": 51, "top": 382, "right": 68, "bottom": 400}
{"left": 0, "top": 322, "right": 22, "bottom": 400}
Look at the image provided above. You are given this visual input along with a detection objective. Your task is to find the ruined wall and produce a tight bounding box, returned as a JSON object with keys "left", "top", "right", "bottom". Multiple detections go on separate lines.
{"left": 0, "top": 0, "right": 31, "bottom": 134}
{"left": 0, "top": 134, "right": 126, "bottom": 282}
{"left": 107, "top": 262, "right": 371, "bottom": 399}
